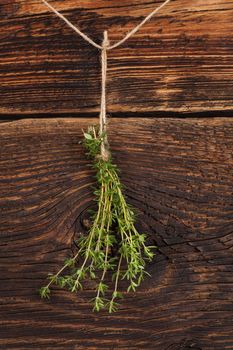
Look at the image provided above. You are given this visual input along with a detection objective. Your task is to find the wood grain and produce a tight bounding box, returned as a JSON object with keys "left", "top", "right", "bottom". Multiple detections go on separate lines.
{"left": 0, "top": 0, "right": 233, "bottom": 114}
{"left": 0, "top": 117, "right": 233, "bottom": 349}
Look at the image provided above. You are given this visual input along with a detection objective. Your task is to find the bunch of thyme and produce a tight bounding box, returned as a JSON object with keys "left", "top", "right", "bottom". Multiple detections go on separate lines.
{"left": 40, "top": 126, "right": 156, "bottom": 312}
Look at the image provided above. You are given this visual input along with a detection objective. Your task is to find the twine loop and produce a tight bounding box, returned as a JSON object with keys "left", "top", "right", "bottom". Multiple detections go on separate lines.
{"left": 41, "top": 0, "right": 171, "bottom": 160}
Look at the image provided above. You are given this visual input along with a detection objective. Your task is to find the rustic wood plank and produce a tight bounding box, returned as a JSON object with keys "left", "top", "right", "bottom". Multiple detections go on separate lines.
{"left": 0, "top": 0, "right": 233, "bottom": 114}
{"left": 0, "top": 117, "right": 233, "bottom": 349}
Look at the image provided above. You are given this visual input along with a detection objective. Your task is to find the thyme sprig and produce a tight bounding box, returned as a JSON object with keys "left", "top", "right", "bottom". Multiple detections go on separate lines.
{"left": 40, "top": 126, "right": 156, "bottom": 312}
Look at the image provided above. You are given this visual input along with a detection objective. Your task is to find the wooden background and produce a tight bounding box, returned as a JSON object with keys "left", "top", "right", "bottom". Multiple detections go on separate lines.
{"left": 0, "top": 1, "right": 233, "bottom": 349}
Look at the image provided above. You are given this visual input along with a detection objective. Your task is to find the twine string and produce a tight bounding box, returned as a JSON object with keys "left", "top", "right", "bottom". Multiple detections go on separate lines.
{"left": 100, "top": 31, "right": 109, "bottom": 136}
{"left": 42, "top": 0, "right": 171, "bottom": 51}
{"left": 41, "top": 0, "right": 171, "bottom": 159}
{"left": 107, "top": 0, "right": 171, "bottom": 50}
{"left": 99, "top": 31, "right": 110, "bottom": 161}
{"left": 42, "top": 0, "right": 102, "bottom": 49}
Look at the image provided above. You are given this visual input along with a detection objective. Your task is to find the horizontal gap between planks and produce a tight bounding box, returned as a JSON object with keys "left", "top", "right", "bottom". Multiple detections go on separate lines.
{"left": 0, "top": 109, "right": 233, "bottom": 122}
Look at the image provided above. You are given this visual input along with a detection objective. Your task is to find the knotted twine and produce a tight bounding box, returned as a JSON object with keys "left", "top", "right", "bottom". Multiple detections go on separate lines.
{"left": 42, "top": 0, "right": 171, "bottom": 159}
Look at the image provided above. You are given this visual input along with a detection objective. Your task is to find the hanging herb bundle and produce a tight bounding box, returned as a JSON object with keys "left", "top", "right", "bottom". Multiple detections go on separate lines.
{"left": 40, "top": 127, "right": 155, "bottom": 312}
{"left": 39, "top": 0, "right": 171, "bottom": 312}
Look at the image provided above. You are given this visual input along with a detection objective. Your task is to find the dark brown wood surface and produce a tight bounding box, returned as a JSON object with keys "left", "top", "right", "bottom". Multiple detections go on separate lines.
{"left": 1, "top": 1, "right": 233, "bottom": 349}
{"left": 0, "top": 118, "right": 233, "bottom": 349}
{"left": 0, "top": 0, "right": 233, "bottom": 114}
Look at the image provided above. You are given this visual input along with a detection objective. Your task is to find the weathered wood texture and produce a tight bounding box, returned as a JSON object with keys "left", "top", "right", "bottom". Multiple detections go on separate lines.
{"left": 0, "top": 0, "right": 233, "bottom": 114}
{"left": 0, "top": 118, "right": 233, "bottom": 349}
